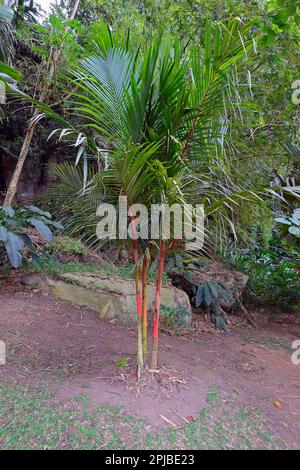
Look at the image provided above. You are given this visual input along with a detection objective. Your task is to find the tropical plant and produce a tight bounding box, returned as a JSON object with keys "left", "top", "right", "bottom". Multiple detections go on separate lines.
{"left": 0, "top": 204, "right": 62, "bottom": 267}
{"left": 0, "top": 3, "right": 14, "bottom": 62}
{"left": 0, "top": 3, "right": 20, "bottom": 91}
{"left": 275, "top": 208, "right": 300, "bottom": 238}
{"left": 49, "top": 235, "right": 86, "bottom": 256}
{"left": 3, "top": 0, "right": 81, "bottom": 206}
{"left": 46, "top": 17, "right": 300, "bottom": 373}
{"left": 234, "top": 246, "right": 299, "bottom": 307}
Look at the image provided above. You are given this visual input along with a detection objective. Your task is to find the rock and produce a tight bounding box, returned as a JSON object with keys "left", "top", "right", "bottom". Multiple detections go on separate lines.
{"left": 188, "top": 261, "right": 248, "bottom": 310}
{"left": 187, "top": 261, "right": 248, "bottom": 292}
{"left": 22, "top": 272, "right": 192, "bottom": 326}
{"left": 168, "top": 261, "right": 249, "bottom": 324}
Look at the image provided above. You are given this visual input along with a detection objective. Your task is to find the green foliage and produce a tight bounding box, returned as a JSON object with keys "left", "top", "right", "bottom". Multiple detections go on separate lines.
{"left": 274, "top": 208, "right": 300, "bottom": 238}
{"left": 46, "top": 17, "right": 297, "bottom": 261}
{"left": 49, "top": 235, "right": 86, "bottom": 256}
{"left": 194, "top": 280, "right": 233, "bottom": 310}
{"left": 0, "top": 60, "right": 21, "bottom": 80}
{"left": 0, "top": 380, "right": 287, "bottom": 449}
{"left": 167, "top": 252, "right": 208, "bottom": 273}
{"left": 160, "top": 304, "right": 190, "bottom": 327}
{"left": 31, "top": 259, "right": 109, "bottom": 276}
{"left": 234, "top": 247, "right": 299, "bottom": 306}
{"left": 0, "top": 3, "right": 20, "bottom": 121}
{"left": 115, "top": 357, "right": 129, "bottom": 368}
{"left": 159, "top": 305, "right": 178, "bottom": 329}
{"left": 1, "top": 0, "right": 299, "bottom": 317}
{"left": 45, "top": 162, "right": 100, "bottom": 247}
{"left": 0, "top": 205, "right": 62, "bottom": 268}
{"left": 0, "top": 4, "right": 14, "bottom": 61}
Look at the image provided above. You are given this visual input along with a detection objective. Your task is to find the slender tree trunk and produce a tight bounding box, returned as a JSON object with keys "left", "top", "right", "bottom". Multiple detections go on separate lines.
{"left": 150, "top": 240, "right": 166, "bottom": 371}
{"left": 3, "top": 119, "right": 36, "bottom": 205}
{"left": 133, "top": 238, "right": 144, "bottom": 377}
{"left": 129, "top": 211, "right": 144, "bottom": 376}
{"left": 3, "top": 0, "right": 80, "bottom": 206}
{"left": 141, "top": 255, "right": 148, "bottom": 364}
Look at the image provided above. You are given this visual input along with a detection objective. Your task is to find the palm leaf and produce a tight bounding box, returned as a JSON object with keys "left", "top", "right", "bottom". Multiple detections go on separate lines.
{"left": 0, "top": 4, "right": 14, "bottom": 62}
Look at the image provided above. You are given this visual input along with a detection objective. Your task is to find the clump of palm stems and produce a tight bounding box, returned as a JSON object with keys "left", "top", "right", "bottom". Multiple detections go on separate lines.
{"left": 43, "top": 19, "right": 299, "bottom": 374}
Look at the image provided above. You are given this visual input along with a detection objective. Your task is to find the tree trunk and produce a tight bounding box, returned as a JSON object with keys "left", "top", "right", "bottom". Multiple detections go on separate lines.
{"left": 150, "top": 240, "right": 166, "bottom": 371}
{"left": 141, "top": 255, "right": 148, "bottom": 364}
{"left": 133, "top": 239, "right": 144, "bottom": 377}
{"left": 3, "top": 119, "right": 36, "bottom": 205}
{"left": 3, "top": 0, "right": 80, "bottom": 206}
{"left": 129, "top": 210, "right": 143, "bottom": 376}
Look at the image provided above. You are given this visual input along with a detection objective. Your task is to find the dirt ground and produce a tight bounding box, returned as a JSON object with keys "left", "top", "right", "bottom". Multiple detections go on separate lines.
{"left": 0, "top": 285, "right": 299, "bottom": 448}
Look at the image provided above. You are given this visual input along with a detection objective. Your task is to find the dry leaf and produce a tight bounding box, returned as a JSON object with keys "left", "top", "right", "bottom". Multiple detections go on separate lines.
{"left": 186, "top": 415, "right": 196, "bottom": 422}
{"left": 274, "top": 400, "right": 283, "bottom": 410}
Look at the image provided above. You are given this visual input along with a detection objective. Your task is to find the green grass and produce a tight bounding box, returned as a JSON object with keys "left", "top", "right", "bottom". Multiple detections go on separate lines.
{"left": 0, "top": 382, "right": 146, "bottom": 450}
{"left": 0, "top": 382, "right": 289, "bottom": 450}
{"left": 29, "top": 257, "right": 171, "bottom": 284}
{"left": 28, "top": 257, "right": 133, "bottom": 278}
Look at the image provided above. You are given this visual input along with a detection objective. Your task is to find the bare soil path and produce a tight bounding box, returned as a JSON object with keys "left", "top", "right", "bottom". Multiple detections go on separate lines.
{"left": 0, "top": 288, "right": 299, "bottom": 448}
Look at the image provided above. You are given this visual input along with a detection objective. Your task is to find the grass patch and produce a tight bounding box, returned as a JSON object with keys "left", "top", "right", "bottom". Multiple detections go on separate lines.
{"left": 0, "top": 382, "right": 289, "bottom": 450}
{"left": 28, "top": 257, "right": 134, "bottom": 278}
{"left": 0, "top": 381, "right": 146, "bottom": 450}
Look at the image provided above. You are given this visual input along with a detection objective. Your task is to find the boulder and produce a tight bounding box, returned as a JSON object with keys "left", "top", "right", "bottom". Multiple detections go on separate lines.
{"left": 167, "top": 261, "right": 254, "bottom": 329}
{"left": 190, "top": 262, "right": 248, "bottom": 311}
{"left": 23, "top": 272, "right": 192, "bottom": 326}
{"left": 187, "top": 261, "right": 248, "bottom": 293}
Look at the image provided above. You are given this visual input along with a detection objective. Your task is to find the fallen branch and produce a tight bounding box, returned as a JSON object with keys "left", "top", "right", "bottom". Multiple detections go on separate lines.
{"left": 235, "top": 297, "right": 258, "bottom": 328}
{"left": 171, "top": 407, "right": 190, "bottom": 424}
{"left": 159, "top": 414, "right": 177, "bottom": 428}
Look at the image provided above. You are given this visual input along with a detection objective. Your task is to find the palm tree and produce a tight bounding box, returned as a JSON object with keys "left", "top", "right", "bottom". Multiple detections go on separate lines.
{"left": 48, "top": 19, "right": 299, "bottom": 371}
{"left": 94, "top": 142, "right": 161, "bottom": 374}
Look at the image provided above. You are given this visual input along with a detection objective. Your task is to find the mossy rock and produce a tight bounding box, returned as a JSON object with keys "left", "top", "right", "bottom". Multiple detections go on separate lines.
{"left": 23, "top": 272, "right": 191, "bottom": 326}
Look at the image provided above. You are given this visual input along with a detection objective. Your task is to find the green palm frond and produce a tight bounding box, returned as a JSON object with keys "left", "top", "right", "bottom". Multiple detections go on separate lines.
{"left": 95, "top": 141, "right": 162, "bottom": 205}
{"left": 46, "top": 162, "right": 103, "bottom": 246}
{"left": 0, "top": 60, "right": 21, "bottom": 80}
{"left": 178, "top": 19, "right": 258, "bottom": 161}
{"left": 0, "top": 4, "right": 13, "bottom": 21}
{"left": 87, "top": 21, "right": 140, "bottom": 57}
{"left": 71, "top": 47, "right": 136, "bottom": 144}
{"left": 47, "top": 18, "right": 300, "bottom": 255}
{"left": 0, "top": 4, "right": 14, "bottom": 62}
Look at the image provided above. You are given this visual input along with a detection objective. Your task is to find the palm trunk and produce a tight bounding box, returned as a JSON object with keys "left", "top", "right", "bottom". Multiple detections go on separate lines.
{"left": 129, "top": 211, "right": 144, "bottom": 377}
{"left": 3, "top": 0, "right": 80, "bottom": 206}
{"left": 150, "top": 240, "right": 166, "bottom": 371}
{"left": 141, "top": 255, "right": 148, "bottom": 364}
{"left": 133, "top": 239, "right": 144, "bottom": 377}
